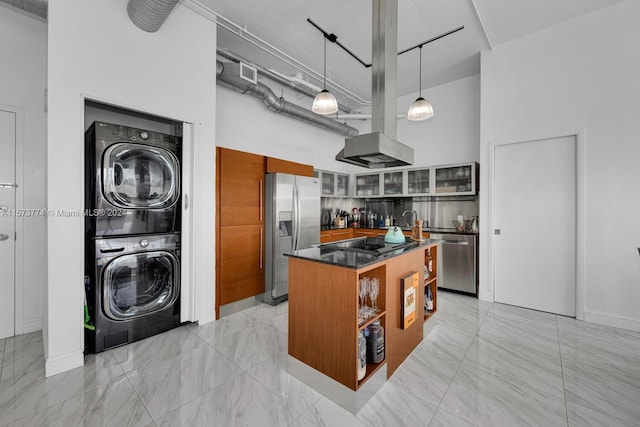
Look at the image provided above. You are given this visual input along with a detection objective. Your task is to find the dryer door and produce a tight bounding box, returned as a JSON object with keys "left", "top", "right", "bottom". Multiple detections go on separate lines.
{"left": 103, "top": 143, "right": 180, "bottom": 209}
{"left": 102, "top": 250, "right": 180, "bottom": 321}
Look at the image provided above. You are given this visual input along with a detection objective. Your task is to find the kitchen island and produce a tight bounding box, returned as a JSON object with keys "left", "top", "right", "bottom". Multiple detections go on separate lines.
{"left": 285, "top": 236, "right": 439, "bottom": 413}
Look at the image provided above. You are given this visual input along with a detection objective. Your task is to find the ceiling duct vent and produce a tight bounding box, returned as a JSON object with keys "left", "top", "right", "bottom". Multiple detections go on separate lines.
{"left": 239, "top": 62, "right": 258, "bottom": 85}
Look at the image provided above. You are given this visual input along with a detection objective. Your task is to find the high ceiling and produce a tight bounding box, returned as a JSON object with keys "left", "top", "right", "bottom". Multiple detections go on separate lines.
{"left": 2, "top": 0, "right": 621, "bottom": 111}
{"left": 203, "top": 0, "right": 621, "bottom": 110}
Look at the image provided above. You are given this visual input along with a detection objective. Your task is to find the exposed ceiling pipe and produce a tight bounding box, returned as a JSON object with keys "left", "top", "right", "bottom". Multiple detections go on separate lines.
{"left": 217, "top": 49, "right": 353, "bottom": 114}
{"left": 0, "top": 0, "right": 47, "bottom": 19}
{"left": 337, "top": 113, "right": 406, "bottom": 120}
{"left": 127, "top": 0, "right": 179, "bottom": 33}
{"left": 217, "top": 61, "right": 359, "bottom": 138}
{"left": 182, "top": 0, "right": 370, "bottom": 107}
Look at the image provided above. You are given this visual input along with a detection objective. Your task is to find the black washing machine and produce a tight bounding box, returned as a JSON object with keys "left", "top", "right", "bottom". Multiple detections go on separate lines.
{"left": 85, "top": 233, "right": 182, "bottom": 353}
{"left": 85, "top": 121, "right": 181, "bottom": 237}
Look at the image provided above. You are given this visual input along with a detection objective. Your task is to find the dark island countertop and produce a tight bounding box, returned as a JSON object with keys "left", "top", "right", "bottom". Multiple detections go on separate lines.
{"left": 285, "top": 236, "right": 440, "bottom": 269}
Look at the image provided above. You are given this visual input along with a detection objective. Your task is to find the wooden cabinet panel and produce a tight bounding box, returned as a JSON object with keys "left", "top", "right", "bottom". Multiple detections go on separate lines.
{"left": 353, "top": 229, "right": 377, "bottom": 237}
{"left": 320, "top": 228, "right": 354, "bottom": 243}
{"left": 218, "top": 225, "right": 264, "bottom": 305}
{"left": 218, "top": 148, "right": 265, "bottom": 226}
{"left": 266, "top": 157, "right": 314, "bottom": 177}
{"left": 385, "top": 249, "right": 425, "bottom": 377}
{"left": 289, "top": 259, "right": 360, "bottom": 390}
{"left": 216, "top": 147, "right": 316, "bottom": 313}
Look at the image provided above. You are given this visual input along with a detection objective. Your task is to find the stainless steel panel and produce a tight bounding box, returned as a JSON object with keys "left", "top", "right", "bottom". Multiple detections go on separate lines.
{"left": 287, "top": 355, "right": 386, "bottom": 414}
{"left": 431, "top": 233, "right": 477, "bottom": 295}
{"left": 294, "top": 175, "right": 320, "bottom": 250}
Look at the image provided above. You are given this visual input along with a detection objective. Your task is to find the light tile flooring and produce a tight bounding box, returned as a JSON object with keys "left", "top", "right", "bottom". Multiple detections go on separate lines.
{"left": 1, "top": 292, "right": 640, "bottom": 426}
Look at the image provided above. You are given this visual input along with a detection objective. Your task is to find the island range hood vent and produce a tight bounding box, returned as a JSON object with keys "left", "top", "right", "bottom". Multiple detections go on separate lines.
{"left": 336, "top": 0, "right": 414, "bottom": 169}
{"left": 335, "top": 132, "right": 413, "bottom": 168}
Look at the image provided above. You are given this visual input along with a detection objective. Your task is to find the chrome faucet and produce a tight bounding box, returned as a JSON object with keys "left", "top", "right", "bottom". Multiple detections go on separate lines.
{"left": 401, "top": 210, "right": 418, "bottom": 227}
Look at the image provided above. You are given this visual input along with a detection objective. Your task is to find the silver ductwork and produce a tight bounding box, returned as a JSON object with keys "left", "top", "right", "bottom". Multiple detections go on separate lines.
{"left": 217, "top": 49, "right": 353, "bottom": 114}
{"left": 217, "top": 61, "right": 359, "bottom": 137}
{"left": 0, "top": 0, "right": 47, "bottom": 19}
{"left": 336, "top": 0, "right": 414, "bottom": 168}
{"left": 127, "top": 0, "right": 179, "bottom": 33}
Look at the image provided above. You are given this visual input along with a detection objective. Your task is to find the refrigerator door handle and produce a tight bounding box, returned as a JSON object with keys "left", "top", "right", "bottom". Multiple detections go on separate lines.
{"left": 293, "top": 181, "right": 300, "bottom": 251}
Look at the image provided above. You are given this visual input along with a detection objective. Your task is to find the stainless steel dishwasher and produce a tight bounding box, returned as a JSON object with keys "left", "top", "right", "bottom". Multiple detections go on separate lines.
{"left": 429, "top": 233, "right": 477, "bottom": 295}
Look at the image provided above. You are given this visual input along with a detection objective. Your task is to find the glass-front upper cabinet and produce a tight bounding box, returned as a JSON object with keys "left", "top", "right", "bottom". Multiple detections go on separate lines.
{"left": 315, "top": 170, "right": 350, "bottom": 197}
{"left": 407, "top": 168, "right": 430, "bottom": 195}
{"left": 321, "top": 172, "right": 335, "bottom": 196}
{"left": 433, "top": 162, "right": 478, "bottom": 195}
{"left": 355, "top": 173, "right": 380, "bottom": 197}
{"left": 336, "top": 174, "right": 349, "bottom": 197}
{"left": 383, "top": 171, "right": 403, "bottom": 195}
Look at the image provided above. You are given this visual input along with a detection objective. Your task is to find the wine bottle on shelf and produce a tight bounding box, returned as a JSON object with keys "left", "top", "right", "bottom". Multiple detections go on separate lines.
{"left": 357, "top": 330, "right": 366, "bottom": 380}
{"left": 426, "top": 286, "right": 434, "bottom": 311}
{"left": 426, "top": 249, "right": 433, "bottom": 278}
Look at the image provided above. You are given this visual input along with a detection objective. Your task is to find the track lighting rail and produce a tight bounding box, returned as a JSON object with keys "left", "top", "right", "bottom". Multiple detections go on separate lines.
{"left": 397, "top": 25, "right": 465, "bottom": 55}
{"left": 307, "top": 18, "right": 464, "bottom": 68}
{"left": 306, "top": 18, "right": 371, "bottom": 68}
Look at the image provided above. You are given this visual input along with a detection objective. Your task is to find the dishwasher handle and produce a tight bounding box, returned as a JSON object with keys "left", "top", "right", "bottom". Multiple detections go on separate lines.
{"left": 442, "top": 240, "right": 469, "bottom": 245}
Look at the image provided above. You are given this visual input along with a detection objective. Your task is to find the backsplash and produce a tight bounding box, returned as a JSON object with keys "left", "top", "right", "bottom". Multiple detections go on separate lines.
{"left": 321, "top": 196, "right": 478, "bottom": 228}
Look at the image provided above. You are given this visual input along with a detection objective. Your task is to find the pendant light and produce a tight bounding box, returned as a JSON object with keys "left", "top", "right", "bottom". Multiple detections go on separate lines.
{"left": 407, "top": 45, "right": 434, "bottom": 121}
{"left": 312, "top": 36, "right": 338, "bottom": 115}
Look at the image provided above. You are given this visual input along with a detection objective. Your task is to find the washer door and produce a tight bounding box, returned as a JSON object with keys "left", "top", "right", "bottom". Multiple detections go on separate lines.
{"left": 102, "top": 250, "right": 180, "bottom": 321}
{"left": 103, "top": 142, "right": 180, "bottom": 209}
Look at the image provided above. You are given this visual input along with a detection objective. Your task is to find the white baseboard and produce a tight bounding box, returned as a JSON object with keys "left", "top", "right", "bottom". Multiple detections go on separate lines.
{"left": 583, "top": 310, "right": 640, "bottom": 332}
{"left": 45, "top": 349, "right": 84, "bottom": 377}
{"left": 198, "top": 309, "right": 216, "bottom": 325}
{"left": 478, "top": 291, "right": 494, "bottom": 303}
{"left": 22, "top": 316, "right": 42, "bottom": 334}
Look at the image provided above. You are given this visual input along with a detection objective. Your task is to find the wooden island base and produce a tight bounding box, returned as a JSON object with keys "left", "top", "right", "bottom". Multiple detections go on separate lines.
{"left": 286, "top": 240, "right": 438, "bottom": 413}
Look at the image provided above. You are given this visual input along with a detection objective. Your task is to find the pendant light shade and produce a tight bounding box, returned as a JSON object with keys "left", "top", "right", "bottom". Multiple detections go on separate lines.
{"left": 407, "top": 97, "right": 434, "bottom": 121}
{"left": 312, "top": 37, "right": 338, "bottom": 115}
{"left": 407, "top": 45, "right": 433, "bottom": 121}
{"left": 313, "top": 89, "right": 338, "bottom": 115}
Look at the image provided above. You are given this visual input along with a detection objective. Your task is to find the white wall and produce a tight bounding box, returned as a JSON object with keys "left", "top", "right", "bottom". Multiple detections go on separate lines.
{"left": 216, "top": 73, "right": 480, "bottom": 171}
{"left": 46, "top": 0, "right": 217, "bottom": 376}
{"left": 480, "top": 0, "right": 640, "bottom": 330}
{"left": 398, "top": 74, "right": 480, "bottom": 166}
{"left": 0, "top": 7, "right": 47, "bottom": 334}
{"left": 216, "top": 84, "right": 362, "bottom": 174}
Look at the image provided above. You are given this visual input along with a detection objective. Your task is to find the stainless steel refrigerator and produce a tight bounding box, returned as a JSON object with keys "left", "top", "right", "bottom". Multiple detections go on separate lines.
{"left": 263, "top": 172, "right": 320, "bottom": 305}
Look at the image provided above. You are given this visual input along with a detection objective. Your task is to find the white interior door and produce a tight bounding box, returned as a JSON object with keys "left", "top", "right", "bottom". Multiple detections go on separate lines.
{"left": 494, "top": 135, "right": 576, "bottom": 316}
{"left": 0, "top": 109, "right": 16, "bottom": 339}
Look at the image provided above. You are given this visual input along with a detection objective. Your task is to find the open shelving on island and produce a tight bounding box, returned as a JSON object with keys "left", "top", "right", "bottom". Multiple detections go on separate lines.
{"left": 423, "top": 245, "right": 438, "bottom": 321}
{"left": 286, "top": 238, "right": 439, "bottom": 413}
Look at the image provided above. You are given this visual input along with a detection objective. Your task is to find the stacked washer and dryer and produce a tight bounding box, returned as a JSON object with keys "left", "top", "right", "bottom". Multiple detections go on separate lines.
{"left": 84, "top": 122, "right": 183, "bottom": 353}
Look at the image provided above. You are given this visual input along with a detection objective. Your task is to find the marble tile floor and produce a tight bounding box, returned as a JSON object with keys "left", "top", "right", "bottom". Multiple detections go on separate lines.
{"left": 1, "top": 292, "right": 639, "bottom": 426}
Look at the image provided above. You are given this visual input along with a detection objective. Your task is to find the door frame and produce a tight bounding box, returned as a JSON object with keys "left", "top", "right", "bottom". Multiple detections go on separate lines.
{"left": 1, "top": 103, "right": 25, "bottom": 336}
{"left": 80, "top": 93, "right": 198, "bottom": 323}
{"left": 488, "top": 129, "right": 585, "bottom": 320}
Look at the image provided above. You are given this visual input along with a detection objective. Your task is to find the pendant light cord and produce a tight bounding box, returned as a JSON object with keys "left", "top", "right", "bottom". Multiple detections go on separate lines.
{"left": 323, "top": 37, "right": 327, "bottom": 90}
{"left": 418, "top": 45, "right": 422, "bottom": 98}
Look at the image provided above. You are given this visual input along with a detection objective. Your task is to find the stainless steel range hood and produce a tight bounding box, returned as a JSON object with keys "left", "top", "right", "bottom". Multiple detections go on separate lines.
{"left": 336, "top": 0, "right": 414, "bottom": 169}
{"left": 335, "top": 132, "right": 413, "bottom": 168}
